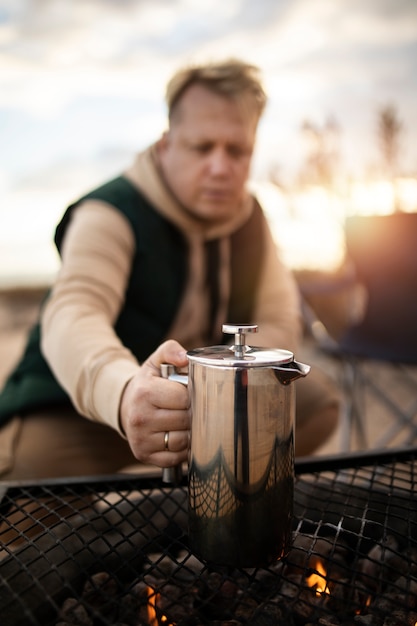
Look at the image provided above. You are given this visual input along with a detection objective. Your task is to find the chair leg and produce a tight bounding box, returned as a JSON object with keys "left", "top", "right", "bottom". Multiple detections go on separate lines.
{"left": 340, "top": 358, "right": 368, "bottom": 451}
{"left": 340, "top": 360, "right": 417, "bottom": 450}
{"left": 363, "top": 368, "right": 417, "bottom": 448}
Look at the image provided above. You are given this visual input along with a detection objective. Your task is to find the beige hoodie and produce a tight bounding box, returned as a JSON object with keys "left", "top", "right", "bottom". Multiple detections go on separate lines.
{"left": 41, "top": 146, "right": 302, "bottom": 434}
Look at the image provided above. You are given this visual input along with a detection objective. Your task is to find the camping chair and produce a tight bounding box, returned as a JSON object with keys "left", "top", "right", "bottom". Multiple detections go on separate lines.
{"left": 303, "top": 212, "right": 417, "bottom": 451}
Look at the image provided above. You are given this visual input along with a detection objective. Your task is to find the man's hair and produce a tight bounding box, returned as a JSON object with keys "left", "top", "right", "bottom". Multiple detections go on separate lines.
{"left": 165, "top": 58, "right": 267, "bottom": 122}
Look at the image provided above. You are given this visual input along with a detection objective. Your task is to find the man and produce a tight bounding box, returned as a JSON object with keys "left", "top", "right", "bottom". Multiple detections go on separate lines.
{"left": 0, "top": 59, "right": 339, "bottom": 480}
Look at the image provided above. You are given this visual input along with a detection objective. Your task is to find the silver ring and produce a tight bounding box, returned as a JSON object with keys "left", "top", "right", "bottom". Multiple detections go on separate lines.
{"left": 164, "top": 431, "right": 170, "bottom": 451}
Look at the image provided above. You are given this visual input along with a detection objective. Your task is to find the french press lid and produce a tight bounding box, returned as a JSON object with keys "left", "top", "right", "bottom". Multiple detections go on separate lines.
{"left": 187, "top": 324, "right": 294, "bottom": 367}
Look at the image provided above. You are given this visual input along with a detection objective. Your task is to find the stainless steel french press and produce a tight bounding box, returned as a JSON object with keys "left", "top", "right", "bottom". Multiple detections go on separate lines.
{"left": 163, "top": 323, "right": 310, "bottom": 567}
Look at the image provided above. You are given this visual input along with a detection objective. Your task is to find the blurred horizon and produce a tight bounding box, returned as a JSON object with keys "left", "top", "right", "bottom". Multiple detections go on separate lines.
{"left": 1, "top": 0, "right": 417, "bottom": 287}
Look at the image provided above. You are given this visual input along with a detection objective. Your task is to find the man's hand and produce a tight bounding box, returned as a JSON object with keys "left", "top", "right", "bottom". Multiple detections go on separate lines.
{"left": 120, "top": 340, "right": 190, "bottom": 467}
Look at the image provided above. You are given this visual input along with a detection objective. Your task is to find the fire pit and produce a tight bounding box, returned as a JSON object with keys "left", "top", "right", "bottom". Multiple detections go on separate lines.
{"left": 1, "top": 447, "right": 417, "bottom": 625}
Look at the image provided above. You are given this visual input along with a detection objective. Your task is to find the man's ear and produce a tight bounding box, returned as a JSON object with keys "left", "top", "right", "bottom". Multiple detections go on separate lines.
{"left": 157, "top": 131, "right": 170, "bottom": 153}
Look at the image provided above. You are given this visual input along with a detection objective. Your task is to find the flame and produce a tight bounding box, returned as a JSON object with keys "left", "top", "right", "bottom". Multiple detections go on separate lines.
{"left": 147, "top": 587, "right": 159, "bottom": 626}
{"left": 306, "top": 558, "right": 330, "bottom": 596}
{"left": 356, "top": 594, "right": 372, "bottom": 615}
{"left": 147, "top": 586, "right": 173, "bottom": 625}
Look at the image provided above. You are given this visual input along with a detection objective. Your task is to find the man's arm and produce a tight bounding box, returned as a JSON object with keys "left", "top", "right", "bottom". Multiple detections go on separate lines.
{"left": 41, "top": 201, "right": 139, "bottom": 432}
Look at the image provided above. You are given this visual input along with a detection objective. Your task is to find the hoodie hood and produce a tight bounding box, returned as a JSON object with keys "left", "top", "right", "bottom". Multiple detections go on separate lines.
{"left": 124, "top": 144, "right": 254, "bottom": 242}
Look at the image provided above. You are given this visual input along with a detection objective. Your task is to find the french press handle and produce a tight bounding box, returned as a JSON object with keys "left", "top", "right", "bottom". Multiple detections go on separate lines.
{"left": 160, "top": 363, "right": 186, "bottom": 485}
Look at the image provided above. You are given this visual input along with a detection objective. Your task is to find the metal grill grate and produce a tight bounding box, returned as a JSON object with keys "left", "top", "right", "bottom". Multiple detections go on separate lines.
{"left": 1, "top": 447, "right": 417, "bottom": 625}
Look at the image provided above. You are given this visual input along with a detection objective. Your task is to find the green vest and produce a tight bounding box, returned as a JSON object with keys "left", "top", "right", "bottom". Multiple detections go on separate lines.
{"left": 0, "top": 177, "right": 264, "bottom": 423}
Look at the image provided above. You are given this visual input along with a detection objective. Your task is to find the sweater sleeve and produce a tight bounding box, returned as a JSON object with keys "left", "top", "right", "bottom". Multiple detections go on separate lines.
{"left": 251, "top": 216, "right": 302, "bottom": 354}
{"left": 40, "top": 200, "right": 140, "bottom": 434}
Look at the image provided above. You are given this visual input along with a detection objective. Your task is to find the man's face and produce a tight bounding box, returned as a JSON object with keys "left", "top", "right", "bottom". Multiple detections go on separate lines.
{"left": 157, "top": 84, "right": 258, "bottom": 221}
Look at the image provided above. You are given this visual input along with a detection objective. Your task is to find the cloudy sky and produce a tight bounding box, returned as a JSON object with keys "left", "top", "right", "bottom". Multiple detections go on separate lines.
{"left": 1, "top": 0, "right": 417, "bottom": 284}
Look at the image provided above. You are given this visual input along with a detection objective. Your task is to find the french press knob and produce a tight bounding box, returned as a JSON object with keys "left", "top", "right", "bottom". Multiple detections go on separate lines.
{"left": 223, "top": 323, "right": 258, "bottom": 357}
